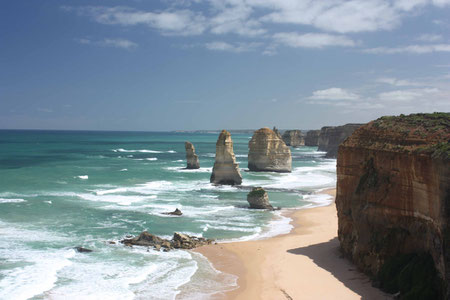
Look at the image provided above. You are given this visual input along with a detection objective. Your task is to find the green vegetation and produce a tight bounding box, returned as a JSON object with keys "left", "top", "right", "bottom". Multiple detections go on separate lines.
{"left": 378, "top": 253, "right": 443, "bottom": 300}
{"left": 248, "top": 187, "right": 266, "bottom": 197}
{"left": 372, "top": 112, "right": 449, "bottom": 159}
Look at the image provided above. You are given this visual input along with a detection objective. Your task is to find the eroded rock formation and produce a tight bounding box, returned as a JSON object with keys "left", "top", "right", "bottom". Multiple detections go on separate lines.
{"left": 248, "top": 128, "right": 292, "bottom": 172}
{"left": 247, "top": 187, "right": 273, "bottom": 210}
{"left": 282, "top": 130, "right": 305, "bottom": 147}
{"left": 336, "top": 112, "right": 450, "bottom": 299}
{"left": 318, "top": 124, "right": 363, "bottom": 158}
{"left": 305, "top": 130, "right": 320, "bottom": 146}
{"left": 210, "top": 130, "right": 242, "bottom": 185}
{"left": 120, "top": 231, "right": 214, "bottom": 251}
{"left": 185, "top": 141, "right": 200, "bottom": 169}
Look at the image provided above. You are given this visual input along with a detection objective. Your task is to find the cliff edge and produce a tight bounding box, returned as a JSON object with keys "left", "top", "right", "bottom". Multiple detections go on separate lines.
{"left": 336, "top": 112, "right": 450, "bottom": 299}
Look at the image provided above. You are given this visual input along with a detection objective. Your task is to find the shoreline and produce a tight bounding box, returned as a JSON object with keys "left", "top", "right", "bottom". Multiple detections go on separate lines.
{"left": 194, "top": 188, "right": 393, "bottom": 299}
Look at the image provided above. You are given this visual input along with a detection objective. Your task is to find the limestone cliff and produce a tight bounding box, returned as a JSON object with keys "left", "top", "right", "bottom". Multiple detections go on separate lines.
{"left": 318, "top": 124, "right": 363, "bottom": 158}
{"left": 336, "top": 112, "right": 450, "bottom": 299}
{"left": 248, "top": 128, "right": 292, "bottom": 172}
{"left": 185, "top": 141, "right": 200, "bottom": 169}
{"left": 210, "top": 130, "right": 242, "bottom": 185}
{"left": 282, "top": 130, "right": 305, "bottom": 147}
{"left": 305, "top": 130, "right": 320, "bottom": 146}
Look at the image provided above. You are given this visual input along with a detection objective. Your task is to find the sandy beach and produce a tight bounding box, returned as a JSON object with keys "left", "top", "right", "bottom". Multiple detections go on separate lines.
{"left": 195, "top": 189, "right": 393, "bottom": 300}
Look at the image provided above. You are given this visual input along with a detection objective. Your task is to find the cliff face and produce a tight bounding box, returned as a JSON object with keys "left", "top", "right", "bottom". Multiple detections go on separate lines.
{"left": 305, "top": 130, "right": 320, "bottom": 146}
{"left": 318, "top": 124, "right": 363, "bottom": 158}
{"left": 282, "top": 130, "right": 305, "bottom": 147}
{"left": 210, "top": 130, "right": 242, "bottom": 185}
{"left": 336, "top": 113, "right": 450, "bottom": 298}
{"left": 248, "top": 128, "right": 292, "bottom": 173}
{"left": 185, "top": 141, "right": 200, "bottom": 169}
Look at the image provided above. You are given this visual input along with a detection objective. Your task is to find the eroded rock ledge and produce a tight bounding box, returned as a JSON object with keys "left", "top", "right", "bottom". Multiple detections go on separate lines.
{"left": 336, "top": 112, "right": 450, "bottom": 299}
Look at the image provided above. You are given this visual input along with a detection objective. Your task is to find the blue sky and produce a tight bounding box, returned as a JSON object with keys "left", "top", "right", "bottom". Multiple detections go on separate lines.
{"left": 1, "top": 0, "right": 450, "bottom": 131}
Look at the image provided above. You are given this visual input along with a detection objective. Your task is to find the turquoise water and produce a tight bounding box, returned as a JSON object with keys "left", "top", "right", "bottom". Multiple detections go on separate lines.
{"left": 0, "top": 130, "right": 336, "bottom": 299}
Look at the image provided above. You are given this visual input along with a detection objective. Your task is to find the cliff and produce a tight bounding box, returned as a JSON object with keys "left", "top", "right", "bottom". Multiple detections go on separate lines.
{"left": 318, "top": 124, "right": 363, "bottom": 158}
{"left": 336, "top": 112, "right": 450, "bottom": 299}
{"left": 282, "top": 130, "right": 305, "bottom": 147}
{"left": 305, "top": 130, "right": 320, "bottom": 146}
{"left": 248, "top": 128, "right": 292, "bottom": 173}
{"left": 185, "top": 141, "right": 200, "bottom": 169}
{"left": 210, "top": 130, "right": 242, "bottom": 185}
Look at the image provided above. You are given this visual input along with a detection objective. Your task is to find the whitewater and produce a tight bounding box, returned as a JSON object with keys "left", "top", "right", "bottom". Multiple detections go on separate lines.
{"left": 0, "top": 130, "right": 336, "bottom": 300}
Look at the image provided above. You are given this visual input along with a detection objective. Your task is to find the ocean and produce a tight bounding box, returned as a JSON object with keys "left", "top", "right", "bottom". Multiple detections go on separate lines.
{"left": 0, "top": 130, "right": 336, "bottom": 300}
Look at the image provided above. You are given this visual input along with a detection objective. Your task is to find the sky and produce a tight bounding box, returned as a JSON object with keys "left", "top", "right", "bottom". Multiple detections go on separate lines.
{"left": 1, "top": 0, "right": 450, "bottom": 131}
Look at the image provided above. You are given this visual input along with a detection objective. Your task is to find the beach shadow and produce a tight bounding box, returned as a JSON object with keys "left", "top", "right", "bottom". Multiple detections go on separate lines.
{"left": 287, "top": 238, "right": 393, "bottom": 300}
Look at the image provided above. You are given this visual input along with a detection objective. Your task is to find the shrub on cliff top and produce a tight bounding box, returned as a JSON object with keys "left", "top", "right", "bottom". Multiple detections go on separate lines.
{"left": 248, "top": 187, "right": 266, "bottom": 197}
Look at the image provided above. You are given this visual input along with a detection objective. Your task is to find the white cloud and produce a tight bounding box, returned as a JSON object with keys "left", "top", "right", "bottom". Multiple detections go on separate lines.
{"left": 376, "top": 77, "right": 421, "bottom": 86}
{"left": 76, "top": 38, "right": 138, "bottom": 49}
{"left": 273, "top": 32, "right": 355, "bottom": 49}
{"left": 378, "top": 88, "right": 439, "bottom": 101}
{"left": 309, "top": 88, "right": 360, "bottom": 100}
{"left": 364, "top": 44, "right": 450, "bottom": 54}
{"left": 416, "top": 34, "right": 443, "bottom": 42}
{"left": 66, "top": 6, "right": 207, "bottom": 36}
{"left": 204, "top": 41, "right": 260, "bottom": 53}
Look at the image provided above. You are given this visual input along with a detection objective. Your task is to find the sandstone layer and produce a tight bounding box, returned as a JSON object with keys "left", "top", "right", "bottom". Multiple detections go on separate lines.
{"left": 318, "top": 124, "right": 363, "bottom": 158}
{"left": 282, "top": 130, "right": 305, "bottom": 147}
{"left": 248, "top": 128, "right": 292, "bottom": 172}
{"left": 305, "top": 130, "right": 320, "bottom": 146}
{"left": 185, "top": 141, "right": 200, "bottom": 169}
{"left": 336, "top": 113, "right": 450, "bottom": 299}
{"left": 210, "top": 130, "right": 242, "bottom": 185}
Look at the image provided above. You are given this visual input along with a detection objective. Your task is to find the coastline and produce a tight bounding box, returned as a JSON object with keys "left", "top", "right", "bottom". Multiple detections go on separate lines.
{"left": 194, "top": 188, "right": 393, "bottom": 300}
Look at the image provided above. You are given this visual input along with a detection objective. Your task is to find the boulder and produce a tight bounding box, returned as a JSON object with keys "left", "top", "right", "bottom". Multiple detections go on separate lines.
{"left": 121, "top": 231, "right": 164, "bottom": 247}
{"left": 210, "top": 130, "right": 242, "bottom": 185}
{"left": 120, "top": 231, "right": 214, "bottom": 251}
{"left": 185, "top": 141, "right": 200, "bottom": 169}
{"left": 304, "top": 130, "right": 320, "bottom": 146}
{"left": 247, "top": 187, "right": 273, "bottom": 210}
{"left": 282, "top": 130, "right": 305, "bottom": 147}
{"left": 162, "top": 208, "right": 182, "bottom": 216}
{"left": 248, "top": 128, "right": 292, "bottom": 172}
{"left": 74, "top": 246, "right": 93, "bottom": 253}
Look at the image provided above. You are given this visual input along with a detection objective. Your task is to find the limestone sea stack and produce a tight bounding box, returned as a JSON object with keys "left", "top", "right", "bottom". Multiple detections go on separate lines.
{"left": 304, "top": 130, "right": 320, "bottom": 146}
{"left": 318, "top": 123, "right": 363, "bottom": 158}
{"left": 247, "top": 187, "right": 273, "bottom": 210}
{"left": 185, "top": 141, "right": 200, "bottom": 169}
{"left": 336, "top": 113, "right": 450, "bottom": 299}
{"left": 248, "top": 128, "right": 292, "bottom": 172}
{"left": 282, "top": 130, "right": 305, "bottom": 147}
{"left": 210, "top": 130, "right": 242, "bottom": 185}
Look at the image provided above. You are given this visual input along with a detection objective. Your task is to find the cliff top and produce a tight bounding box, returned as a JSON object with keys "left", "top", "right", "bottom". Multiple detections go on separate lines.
{"left": 344, "top": 112, "right": 450, "bottom": 160}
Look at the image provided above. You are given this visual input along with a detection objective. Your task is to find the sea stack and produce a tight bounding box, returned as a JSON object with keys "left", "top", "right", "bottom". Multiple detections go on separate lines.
{"left": 317, "top": 123, "right": 363, "bottom": 158}
{"left": 185, "top": 141, "right": 200, "bottom": 169}
{"left": 336, "top": 113, "right": 450, "bottom": 299}
{"left": 210, "top": 130, "right": 242, "bottom": 185}
{"left": 247, "top": 187, "right": 273, "bottom": 210}
{"left": 304, "top": 130, "right": 320, "bottom": 146}
{"left": 248, "top": 128, "right": 292, "bottom": 172}
{"left": 282, "top": 130, "right": 305, "bottom": 147}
